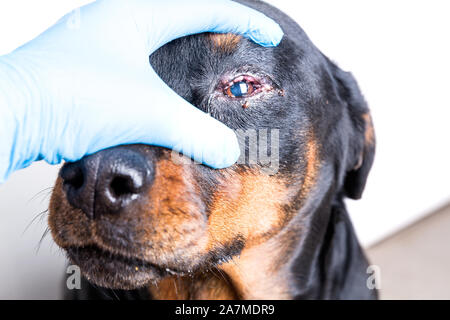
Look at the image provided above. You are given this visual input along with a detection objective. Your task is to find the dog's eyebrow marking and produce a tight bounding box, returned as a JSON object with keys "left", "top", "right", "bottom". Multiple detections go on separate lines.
{"left": 209, "top": 33, "right": 242, "bottom": 53}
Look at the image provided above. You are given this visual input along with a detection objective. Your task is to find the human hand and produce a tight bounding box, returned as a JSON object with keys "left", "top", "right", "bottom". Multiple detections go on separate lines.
{"left": 0, "top": 0, "right": 283, "bottom": 182}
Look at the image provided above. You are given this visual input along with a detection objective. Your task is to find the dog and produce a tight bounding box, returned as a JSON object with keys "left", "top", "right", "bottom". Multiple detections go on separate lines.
{"left": 49, "top": 0, "right": 376, "bottom": 300}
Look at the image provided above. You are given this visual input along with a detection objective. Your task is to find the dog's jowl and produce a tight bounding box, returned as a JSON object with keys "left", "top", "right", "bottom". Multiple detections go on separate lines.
{"left": 49, "top": 0, "right": 376, "bottom": 300}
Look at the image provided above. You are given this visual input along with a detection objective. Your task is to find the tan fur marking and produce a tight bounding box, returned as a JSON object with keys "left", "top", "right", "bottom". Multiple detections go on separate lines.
{"left": 219, "top": 235, "right": 294, "bottom": 299}
{"left": 131, "top": 156, "right": 210, "bottom": 267}
{"left": 147, "top": 159, "right": 197, "bottom": 220}
{"left": 362, "top": 113, "right": 375, "bottom": 146}
{"left": 209, "top": 33, "right": 242, "bottom": 53}
{"left": 216, "top": 135, "right": 320, "bottom": 300}
{"left": 149, "top": 277, "right": 189, "bottom": 300}
{"left": 148, "top": 159, "right": 197, "bottom": 216}
{"left": 300, "top": 136, "right": 320, "bottom": 200}
{"left": 145, "top": 158, "right": 208, "bottom": 247}
{"left": 207, "top": 171, "right": 290, "bottom": 250}
{"left": 149, "top": 274, "right": 238, "bottom": 300}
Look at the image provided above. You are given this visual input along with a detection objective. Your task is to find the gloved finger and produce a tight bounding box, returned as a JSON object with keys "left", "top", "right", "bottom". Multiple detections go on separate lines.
{"left": 127, "top": 0, "right": 284, "bottom": 52}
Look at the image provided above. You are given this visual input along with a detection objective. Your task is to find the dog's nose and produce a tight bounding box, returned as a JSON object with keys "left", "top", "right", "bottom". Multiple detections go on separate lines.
{"left": 61, "top": 147, "right": 153, "bottom": 219}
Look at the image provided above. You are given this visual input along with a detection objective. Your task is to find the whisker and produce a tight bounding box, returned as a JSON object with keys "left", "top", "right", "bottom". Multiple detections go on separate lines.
{"left": 111, "top": 289, "right": 120, "bottom": 301}
{"left": 35, "top": 226, "right": 51, "bottom": 253}
{"left": 89, "top": 282, "right": 113, "bottom": 300}
{"left": 28, "top": 187, "right": 54, "bottom": 204}
{"left": 215, "top": 267, "right": 231, "bottom": 286}
{"left": 210, "top": 267, "right": 225, "bottom": 283}
{"left": 207, "top": 232, "right": 249, "bottom": 293}
{"left": 39, "top": 190, "right": 54, "bottom": 205}
{"left": 23, "top": 209, "right": 49, "bottom": 235}
{"left": 173, "top": 277, "right": 178, "bottom": 296}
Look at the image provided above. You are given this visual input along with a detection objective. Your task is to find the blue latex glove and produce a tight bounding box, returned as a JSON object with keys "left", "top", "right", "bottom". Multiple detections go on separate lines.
{"left": 0, "top": 0, "right": 283, "bottom": 183}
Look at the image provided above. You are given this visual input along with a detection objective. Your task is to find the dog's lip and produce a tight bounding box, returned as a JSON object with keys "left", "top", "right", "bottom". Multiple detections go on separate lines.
{"left": 66, "top": 245, "right": 186, "bottom": 277}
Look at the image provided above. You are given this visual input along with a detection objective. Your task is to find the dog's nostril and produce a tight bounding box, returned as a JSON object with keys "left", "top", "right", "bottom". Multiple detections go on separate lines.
{"left": 110, "top": 174, "right": 142, "bottom": 198}
{"left": 60, "top": 160, "right": 98, "bottom": 219}
{"left": 61, "top": 164, "right": 84, "bottom": 190}
{"left": 66, "top": 172, "right": 84, "bottom": 190}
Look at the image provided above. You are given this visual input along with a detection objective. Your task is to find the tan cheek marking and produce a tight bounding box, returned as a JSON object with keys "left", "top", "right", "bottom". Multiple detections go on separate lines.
{"left": 142, "top": 158, "right": 209, "bottom": 255}
{"left": 148, "top": 274, "right": 238, "bottom": 300}
{"left": 217, "top": 137, "right": 319, "bottom": 300}
{"left": 193, "top": 276, "right": 238, "bottom": 300}
{"left": 209, "top": 33, "right": 242, "bottom": 53}
{"left": 219, "top": 237, "right": 294, "bottom": 300}
{"left": 149, "top": 277, "right": 189, "bottom": 300}
{"left": 207, "top": 171, "right": 289, "bottom": 250}
{"left": 148, "top": 159, "right": 195, "bottom": 216}
{"left": 299, "top": 136, "right": 320, "bottom": 200}
{"left": 206, "top": 133, "right": 319, "bottom": 251}
{"left": 147, "top": 157, "right": 206, "bottom": 225}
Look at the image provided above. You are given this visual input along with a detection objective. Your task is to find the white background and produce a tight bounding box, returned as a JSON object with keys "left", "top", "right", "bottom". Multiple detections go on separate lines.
{"left": 0, "top": 0, "right": 449, "bottom": 299}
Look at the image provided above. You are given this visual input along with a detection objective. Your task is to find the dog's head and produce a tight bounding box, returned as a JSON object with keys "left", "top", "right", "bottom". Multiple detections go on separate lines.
{"left": 49, "top": 0, "right": 375, "bottom": 293}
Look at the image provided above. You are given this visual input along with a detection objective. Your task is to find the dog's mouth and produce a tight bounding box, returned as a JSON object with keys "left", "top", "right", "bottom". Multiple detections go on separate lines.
{"left": 66, "top": 245, "right": 185, "bottom": 290}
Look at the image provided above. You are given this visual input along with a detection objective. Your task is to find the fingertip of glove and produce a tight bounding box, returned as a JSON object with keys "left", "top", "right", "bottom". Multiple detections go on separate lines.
{"left": 248, "top": 20, "right": 284, "bottom": 47}
{"left": 213, "top": 140, "right": 241, "bottom": 169}
{"left": 203, "top": 128, "right": 241, "bottom": 169}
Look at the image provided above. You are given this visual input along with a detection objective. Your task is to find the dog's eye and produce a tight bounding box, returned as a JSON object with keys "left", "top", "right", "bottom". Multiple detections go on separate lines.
{"left": 226, "top": 81, "right": 255, "bottom": 98}
{"left": 219, "top": 74, "right": 281, "bottom": 102}
{"left": 223, "top": 76, "right": 262, "bottom": 99}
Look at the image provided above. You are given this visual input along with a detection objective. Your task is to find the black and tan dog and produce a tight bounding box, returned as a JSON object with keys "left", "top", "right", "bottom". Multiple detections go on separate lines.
{"left": 49, "top": 0, "right": 376, "bottom": 300}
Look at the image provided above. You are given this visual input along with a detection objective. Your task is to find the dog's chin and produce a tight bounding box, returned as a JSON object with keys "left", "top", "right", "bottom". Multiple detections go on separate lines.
{"left": 66, "top": 245, "right": 184, "bottom": 290}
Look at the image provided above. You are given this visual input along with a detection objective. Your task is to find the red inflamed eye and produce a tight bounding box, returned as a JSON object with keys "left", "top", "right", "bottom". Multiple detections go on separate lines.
{"left": 223, "top": 75, "right": 265, "bottom": 98}
{"left": 226, "top": 81, "right": 255, "bottom": 98}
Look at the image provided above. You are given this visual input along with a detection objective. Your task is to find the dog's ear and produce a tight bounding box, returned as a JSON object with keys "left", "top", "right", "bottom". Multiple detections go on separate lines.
{"left": 319, "top": 199, "right": 378, "bottom": 299}
{"left": 331, "top": 64, "right": 376, "bottom": 200}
